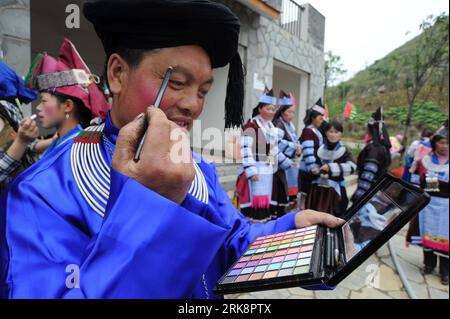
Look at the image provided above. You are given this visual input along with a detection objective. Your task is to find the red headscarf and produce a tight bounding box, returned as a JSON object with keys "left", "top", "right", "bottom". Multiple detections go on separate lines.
{"left": 26, "top": 37, "right": 110, "bottom": 120}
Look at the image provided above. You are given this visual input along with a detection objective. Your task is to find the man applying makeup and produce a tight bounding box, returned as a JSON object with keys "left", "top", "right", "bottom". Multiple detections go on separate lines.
{"left": 0, "top": 0, "right": 343, "bottom": 299}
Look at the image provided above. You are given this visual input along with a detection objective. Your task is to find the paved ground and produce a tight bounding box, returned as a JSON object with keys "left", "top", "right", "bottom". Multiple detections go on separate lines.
{"left": 225, "top": 229, "right": 449, "bottom": 299}
{"left": 225, "top": 181, "right": 449, "bottom": 299}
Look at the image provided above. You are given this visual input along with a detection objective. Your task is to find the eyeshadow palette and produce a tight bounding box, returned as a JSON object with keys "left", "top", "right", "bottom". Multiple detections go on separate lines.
{"left": 215, "top": 174, "right": 431, "bottom": 295}
{"left": 221, "top": 226, "right": 318, "bottom": 285}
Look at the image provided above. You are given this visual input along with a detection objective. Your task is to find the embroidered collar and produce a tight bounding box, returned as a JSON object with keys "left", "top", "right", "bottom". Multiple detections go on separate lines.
{"left": 254, "top": 116, "right": 277, "bottom": 143}
{"left": 317, "top": 143, "right": 346, "bottom": 161}
{"left": 422, "top": 154, "right": 449, "bottom": 173}
{"left": 281, "top": 119, "right": 298, "bottom": 142}
{"left": 70, "top": 112, "right": 209, "bottom": 217}
{"left": 307, "top": 125, "right": 324, "bottom": 146}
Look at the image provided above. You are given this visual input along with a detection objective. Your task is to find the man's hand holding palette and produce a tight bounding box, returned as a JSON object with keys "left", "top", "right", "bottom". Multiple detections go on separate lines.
{"left": 215, "top": 174, "right": 430, "bottom": 294}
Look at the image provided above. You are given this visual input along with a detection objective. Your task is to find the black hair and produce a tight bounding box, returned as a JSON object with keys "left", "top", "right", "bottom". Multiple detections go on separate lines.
{"left": 303, "top": 109, "right": 323, "bottom": 126}
{"left": 421, "top": 129, "right": 434, "bottom": 138}
{"left": 54, "top": 93, "right": 92, "bottom": 128}
{"left": 103, "top": 47, "right": 160, "bottom": 87}
{"left": 273, "top": 105, "right": 293, "bottom": 124}
{"left": 252, "top": 102, "right": 272, "bottom": 118}
{"left": 431, "top": 134, "right": 449, "bottom": 152}
{"left": 323, "top": 120, "right": 344, "bottom": 133}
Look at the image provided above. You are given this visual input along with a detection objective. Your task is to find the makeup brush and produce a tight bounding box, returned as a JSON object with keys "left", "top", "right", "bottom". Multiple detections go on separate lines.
{"left": 134, "top": 66, "right": 173, "bottom": 161}
{"left": 326, "top": 228, "right": 331, "bottom": 268}
{"left": 330, "top": 231, "right": 335, "bottom": 268}
{"left": 334, "top": 231, "right": 340, "bottom": 267}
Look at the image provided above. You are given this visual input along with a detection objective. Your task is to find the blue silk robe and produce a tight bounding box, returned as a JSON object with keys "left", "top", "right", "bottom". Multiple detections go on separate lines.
{"left": 0, "top": 112, "right": 298, "bottom": 299}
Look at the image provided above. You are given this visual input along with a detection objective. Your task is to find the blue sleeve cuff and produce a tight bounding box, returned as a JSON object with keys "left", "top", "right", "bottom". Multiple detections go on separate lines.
{"left": 301, "top": 283, "right": 336, "bottom": 291}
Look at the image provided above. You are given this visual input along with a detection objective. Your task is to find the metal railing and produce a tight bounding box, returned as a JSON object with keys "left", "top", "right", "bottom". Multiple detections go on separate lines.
{"left": 388, "top": 240, "right": 418, "bottom": 299}
{"left": 280, "top": 0, "right": 304, "bottom": 38}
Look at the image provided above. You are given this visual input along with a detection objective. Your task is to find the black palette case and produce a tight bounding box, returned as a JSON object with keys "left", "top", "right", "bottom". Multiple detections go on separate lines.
{"left": 215, "top": 174, "right": 431, "bottom": 295}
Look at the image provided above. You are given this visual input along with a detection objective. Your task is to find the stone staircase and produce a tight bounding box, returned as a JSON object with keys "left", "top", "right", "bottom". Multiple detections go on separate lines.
{"left": 216, "top": 163, "right": 241, "bottom": 197}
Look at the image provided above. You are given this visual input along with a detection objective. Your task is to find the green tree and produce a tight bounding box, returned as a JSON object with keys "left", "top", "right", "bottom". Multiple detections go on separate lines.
{"left": 324, "top": 51, "right": 347, "bottom": 95}
{"left": 372, "top": 13, "right": 449, "bottom": 146}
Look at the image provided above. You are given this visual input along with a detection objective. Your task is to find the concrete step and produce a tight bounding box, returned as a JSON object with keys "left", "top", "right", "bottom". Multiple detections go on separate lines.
{"left": 217, "top": 165, "right": 241, "bottom": 178}
{"left": 345, "top": 175, "right": 358, "bottom": 186}
{"left": 221, "top": 180, "right": 238, "bottom": 194}
{"left": 219, "top": 175, "right": 238, "bottom": 184}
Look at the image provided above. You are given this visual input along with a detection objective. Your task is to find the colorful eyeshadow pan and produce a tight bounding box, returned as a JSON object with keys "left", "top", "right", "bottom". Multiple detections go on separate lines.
{"left": 241, "top": 267, "right": 255, "bottom": 274}
{"left": 293, "top": 267, "right": 308, "bottom": 275}
{"left": 279, "top": 268, "right": 294, "bottom": 277}
{"left": 267, "top": 263, "right": 282, "bottom": 271}
{"left": 272, "top": 256, "right": 285, "bottom": 263}
{"left": 296, "top": 258, "right": 310, "bottom": 266}
{"left": 251, "top": 254, "right": 263, "bottom": 261}
{"left": 299, "top": 251, "right": 312, "bottom": 259}
{"left": 254, "top": 265, "right": 268, "bottom": 273}
{"left": 222, "top": 276, "right": 237, "bottom": 284}
{"left": 263, "top": 252, "right": 276, "bottom": 258}
{"left": 220, "top": 225, "right": 317, "bottom": 286}
{"left": 300, "top": 245, "right": 314, "bottom": 252}
{"left": 244, "top": 249, "right": 256, "bottom": 256}
{"left": 285, "top": 253, "right": 298, "bottom": 261}
{"left": 275, "top": 249, "right": 288, "bottom": 257}
{"left": 249, "top": 273, "right": 264, "bottom": 281}
{"left": 290, "top": 241, "right": 303, "bottom": 247}
{"left": 259, "top": 258, "right": 272, "bottom": 265}
{"left": 228, "top": 269, "right": 241, "bottom": 276}
{"left": 263, "top": 271, "right": 278, "bottom": 279}
{"left": 281, "top": 260, "right": 296, "bottom": 269}
{"left": 235, "top": 275, "right": 250, "bottom": 282}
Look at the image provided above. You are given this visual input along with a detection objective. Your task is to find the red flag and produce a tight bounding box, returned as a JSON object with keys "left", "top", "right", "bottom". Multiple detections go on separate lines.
{"left": 344, "top": 102, "right": 354, "bottom": 119}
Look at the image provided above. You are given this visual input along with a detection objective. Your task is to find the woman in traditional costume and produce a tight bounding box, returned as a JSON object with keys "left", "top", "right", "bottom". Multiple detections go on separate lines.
{"left": 403, "top": 129, "right": 433, "bottom": 182}
{"left": 272, "top": 90, "right": 302, "bottom": 217}
{"left": 25, "top": 38, "right": 110, "bottom": 158}
{"left": 352, "top": 106, "right": 391, "bottom": 203}
{"left": 236, "top": 88, "right": 292, "bottom": 221}
{"left": 407, "top": 132, "right": 449, "bottom": 285}
{"left": 298, "top": 99, "right": 326, "bottom": 208}
{"left": 305, "top": 120, "right": 356, "bottom": 217}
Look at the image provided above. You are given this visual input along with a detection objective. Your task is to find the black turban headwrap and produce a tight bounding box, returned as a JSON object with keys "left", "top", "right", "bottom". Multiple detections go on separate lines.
{"left": 83, "top": 0, "right": 244, "bottom": 128}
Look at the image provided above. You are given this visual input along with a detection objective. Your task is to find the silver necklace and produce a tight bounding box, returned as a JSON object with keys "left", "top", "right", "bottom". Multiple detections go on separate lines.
{"left": 102, "top": 131, "right": 211, "bottom": 299}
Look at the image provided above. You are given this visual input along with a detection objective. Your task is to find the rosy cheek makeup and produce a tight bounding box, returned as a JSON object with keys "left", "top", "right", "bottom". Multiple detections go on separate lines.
{"left": 215, "top": 174, "right": 431, "bottom": 295}
{"left": 134, "top": 66, "right": 173, "bottom": 161}
{"left": 42, "top": 105, "right": 56, "bottom": 116}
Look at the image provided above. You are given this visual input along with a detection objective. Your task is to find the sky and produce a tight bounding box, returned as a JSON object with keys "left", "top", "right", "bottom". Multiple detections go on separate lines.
{"left": 297, "top": 0, "right": 449, "bottom": 83}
